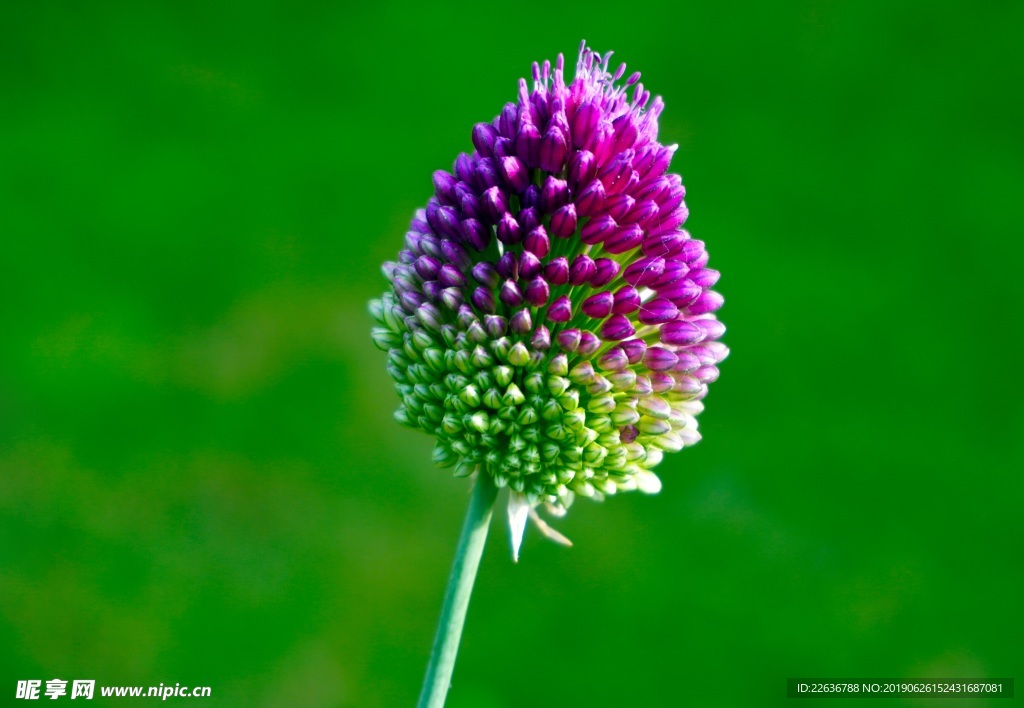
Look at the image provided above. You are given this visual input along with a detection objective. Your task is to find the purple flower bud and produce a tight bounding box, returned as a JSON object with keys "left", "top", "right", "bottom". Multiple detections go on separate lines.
{"left": 471, "top": 261, "right": 499, "bottom": 289}
{"left": 428, "top": 205, "right": 461, "bottom": 240}
{"left": 524, "top": 227, "right": 550, "bottom": 257}
{"left": 516, "top": 207, "right": 540, "bottom": 232}
{"left": 591, "top": 258, "right": 620, "bottom": 287}
{"left": 597, "top": 346, "right": 629, "bottom": 371}
{"left": 471, "top": 286, "right": 496, "bottom": 314}
{"left": 636, "top": 175, "right": 669, "bottom": 202}
{"left": 652, "top": 259, "right": 688, "bottom": 288}
{"left": 499, "top": 280, "right": 524, "bottom": 307}
{"left": 510, "top": 309, "right": 533, "bottom": 335}
{"left": 672, "top": 374, "right": 704, "bottom": 397}
{"left": 678, "top": 238, "right": 706, "bottom": 264}
{"left": 620, "top": 338, "right": 647, "bottom": 364}
{"left": 661, "top": 181, "right": 686, "bottom": 212}
{"left": 649, "top": 144, "right": 677, "bottom": 178}
{"left": 693, "top": 318, "right": 726, "bottom": 341}
{"left": 642, "top": 231, "right": 686, "bottom": 258}
{"left": 550, "top": 204, "right": 577, "bottom": 239}
{"left": 623, "top": 256, "right": 665, "bottom": 288}
{"left": 521, "top": 184, "right": 540, "bottom": 210}
{"left": 497, "top": 252, "right": 519, "bottom": 280}
{"left": 493, "top": 137, "right": 513, "bottom": 158}
{"left": 569, "top": 255, "right": 596, "bottom": 285}
{"left": 612, "top": 113, "right": 638, "bottom": 152}
{"left": 605, "top": 193, "right": 635, "bottom": 221}
{"left": 556, "top": 328, "right": 582, "bottom": 352}
{"left": 484, "top": 314, "right": 508, "bottom": 337}
{"left": 547, "top": 295, "right": 572, "bottom": 322}
{"left": 472, "top": 123, "right": 498, "bottom": 156}
{"left": 498, "top": 102, "right": 518, "bottom": 138}
{"left": 401, "top": 291, "right": 426, "bottom": 312}
{"left": 438, "top": 264, "right": 467, "bottom": 288}
{"left": 481, "top": 185, "right": 508, "bottom": 223}
{"left": 515, "top": 122, "right": 542, "bottom": 167}
{"left": 459, "top": 192, "right": 481, "bottom": 220}
{"left": 646, "top": 205, "right": 688, "bottom": 236}
{"left": 525, "top": 277, "right": 550, "bottom": 307}
{"left": 453, "top": 153, "right": 475, "bottom": 184}
{"left": 685, "top": 290, "right": 724, "bottom": 315}
{"left": 539, "top": 127, "right": 568, "bottom": 173}
{"left": 643, "top": 346, "right": 678, "bottom": 372}
{"left": 671, "top": 350, "right": 702, "bottom": 373}
{"left": 531, "top": 324, "right": 551, "bottom": 351}
{"left": 581, "top": 215, "right": 617, "bottom": 245}
{"left": 604, "top": 224, "right": 645, "bottom": 254}
{"left": 575, "top": 178, "right": 606, "bottom": 217}
{"left": 639, "top": 298, "right": 679, "bottom": 325}
{"left": 611, "top": 286, "right": 640, "bottom": 315}
{"left": 659, "top": 280, "right": 702, "bottom": 307}
{"left": 544, "top": 257, "right": 569, "bottom": 285}
{"left": 416, "top": 302, "right": 443, "bottom": 331}
{"left": 578, "top": 330, "right": 601, "bottom": 356}
{"left": 567, "top": 149, "right": 597, "bottom": 189}
{"left": 570, "top": 101, "right": 599, "bottom": 148}
{"left": 441, "top": 240, "right": 471, "bottom": 271}
{"left": 498, "top": 155, "right": 530, "bottom": 193}
{"left": 519, "top": 251, "right": 542, "bottom": 279}
{"left": 441, "top": 287, "right": 464, "bottom": 310}
{"left": 421, "top": 281, "right": 442, "bottom": 302}
{"left": 601, "top": 314, "right": 635, "bottom": 341}
{"left": 581, "top": 291, "right": 613, "bottom": 319}
{"left": 496, "top": 212, "right": 523, "bottom": 245}
{"left": 694, "top": 365, "right": 719, "bottom": 384}
{"left": 687, "top": 268, "right": 721, "bottom": 289}
{"left": 625, "top": 199, "right": 659, "bottom": 227}
{"left": 540, "top": 177, "right": 569, "bottom": 213}
{"left": 459, "top": 218, "right": 489, "bottom": 252}
{"left": 473, "top": 159, "right": 499, "bottom": 192}
{"left": 414, "top": 255, "right": 442, "bottom": 280}
{"left": 660, "top": 320, "right": 705, "bottom": 346}
{"left": 433, "top": 170, "right": 458, "bottom": 205}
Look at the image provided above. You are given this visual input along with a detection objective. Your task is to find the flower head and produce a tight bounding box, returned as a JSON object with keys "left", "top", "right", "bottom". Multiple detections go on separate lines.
{"left": 370, "top": 43, "right": 727, "bottom": 557}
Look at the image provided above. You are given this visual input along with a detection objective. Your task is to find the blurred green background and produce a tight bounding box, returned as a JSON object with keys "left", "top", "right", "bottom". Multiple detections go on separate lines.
{"left": 2, "top": 1, "right": 1021, "bottom": 706}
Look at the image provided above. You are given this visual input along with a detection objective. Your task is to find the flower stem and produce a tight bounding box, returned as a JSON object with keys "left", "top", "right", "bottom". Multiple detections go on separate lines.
{"left": 417, "top": 471, "right": 498, "bottom": 708}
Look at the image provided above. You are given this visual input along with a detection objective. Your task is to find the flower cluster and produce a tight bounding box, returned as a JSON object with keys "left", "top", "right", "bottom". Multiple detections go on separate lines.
{"left": 371, "top": 43, "right": 726, "bottom": 548}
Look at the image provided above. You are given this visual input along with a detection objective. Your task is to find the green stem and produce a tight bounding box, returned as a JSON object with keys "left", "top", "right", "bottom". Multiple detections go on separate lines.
{"left": 417, "top": 472, "right": 499, "bottom": 708}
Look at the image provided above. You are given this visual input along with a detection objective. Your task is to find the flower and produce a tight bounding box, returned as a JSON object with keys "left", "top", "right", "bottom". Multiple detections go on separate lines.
{"left": 370, "top": 42, "right": 727, "bottom": 558}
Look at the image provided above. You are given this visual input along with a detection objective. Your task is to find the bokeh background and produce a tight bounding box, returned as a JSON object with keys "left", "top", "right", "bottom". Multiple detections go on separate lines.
{"left": 2, "top": 1, "right": 1022, "bottom": 706}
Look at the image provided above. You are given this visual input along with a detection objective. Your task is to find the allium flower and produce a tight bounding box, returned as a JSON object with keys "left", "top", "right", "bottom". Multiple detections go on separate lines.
{"left": 370, "top": 42, "right": 727, "bottom": 559}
